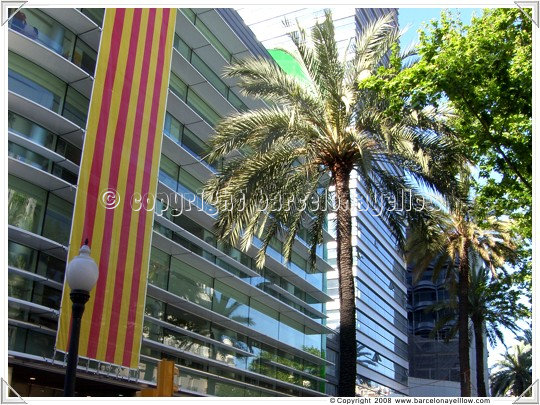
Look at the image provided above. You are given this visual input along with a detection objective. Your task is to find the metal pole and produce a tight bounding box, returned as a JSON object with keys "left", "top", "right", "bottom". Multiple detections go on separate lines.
{"left": 63, "top": 289, "right": 90, "bottom": 397}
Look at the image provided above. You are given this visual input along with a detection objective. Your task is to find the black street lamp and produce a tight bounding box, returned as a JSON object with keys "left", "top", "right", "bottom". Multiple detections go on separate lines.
{"left": 63, "top": 240, "right": 98, "bottom": 397}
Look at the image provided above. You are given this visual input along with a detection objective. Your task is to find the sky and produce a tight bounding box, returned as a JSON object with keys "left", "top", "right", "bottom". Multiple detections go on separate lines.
{"left": 398, "top": 8, "right": 482, "bottom": 48}
{"left": 399, "top": 6, "right": 527, "bottom": 372}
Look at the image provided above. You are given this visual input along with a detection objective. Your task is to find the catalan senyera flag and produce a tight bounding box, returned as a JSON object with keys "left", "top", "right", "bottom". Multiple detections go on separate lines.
{"left": 56, "top": 8, "right": 176, "bottom": 368}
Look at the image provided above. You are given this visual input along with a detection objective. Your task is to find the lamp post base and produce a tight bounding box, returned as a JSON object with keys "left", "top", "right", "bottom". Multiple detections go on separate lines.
{"left": 63, "top": 289, "right": 90, "bottom": 397}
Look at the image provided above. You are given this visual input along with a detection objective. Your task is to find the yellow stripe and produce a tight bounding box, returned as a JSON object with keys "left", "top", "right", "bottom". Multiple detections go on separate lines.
{"left": 55, "top": 8, "right": 116, "bottom": 352}
{"left": 130, "top": 9, "right": 177, "bottom": 367}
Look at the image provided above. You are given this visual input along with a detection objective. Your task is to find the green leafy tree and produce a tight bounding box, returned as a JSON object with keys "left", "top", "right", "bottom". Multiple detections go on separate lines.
{"left": 406, "top": 177, "right": 517, "bottom": 396}
{"left": 206, "top": 11, "right": 457, "bottom": 396}
{"left": 364, "top": 8, "right": 532, "bottom": 294}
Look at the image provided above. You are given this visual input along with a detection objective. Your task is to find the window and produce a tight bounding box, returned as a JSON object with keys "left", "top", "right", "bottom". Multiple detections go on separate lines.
{"left": 186, "top": 89, "right": 220, "bottom": 127}
{"left": 163, "top": 112, "right": 183, "bottom": 143}
{"left": 8, "top": 175, "right": 47, "bottom": 234}
{"left": 326, "top": 348, "right": 337, "bottom": 377}
{"left": 169, "top": 258, "right": 212, "bottom": 309}
{"left": 8, "top": 141, "right": 51, "bottom": 172}
{"left": 9, "top": 51, "right": 64, "bottom": 113}
{"left": 249, "top": 299, "right": 279, "bottom": 340}
{"left": 42, "top": 193, "right": 74, "bottom": 245}
{"left": 9, "top": 8, "right": 75, "bottom": 58}
{"left": 8, "top": 111, "right": 55, "bottom": 149}
{"left": 148, "top": 247, "right": 169, "bottom": 289}
{"left": 8, "top": 52, "right": 90, "bottom": 126}
{"left": 63, "top": 86, "right": 89, "bottom": 127}
{"left": 80, "top": 8, "right": 104, "bottom": 27}
{"left": 169, "top": 72, "right": 188, "bottom": 100}
{"left": 213, "top": 281, "right": 250, "bottom": 325}
{"left": 158, "top": 155, "right": 179, "bottom": 191}
{"left": 279, "top": 314, "right": 304, "bottom": 349}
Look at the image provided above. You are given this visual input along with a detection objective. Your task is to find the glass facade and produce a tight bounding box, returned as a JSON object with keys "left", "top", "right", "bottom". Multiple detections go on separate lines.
{"left": 9, "top": 8, "right": 97, "bottom": 75}
{"left": 7, "top": 7, "right": 331, "bottom": 397}
{"left": 8, "top": 51, "right": 90, "bottom": 127}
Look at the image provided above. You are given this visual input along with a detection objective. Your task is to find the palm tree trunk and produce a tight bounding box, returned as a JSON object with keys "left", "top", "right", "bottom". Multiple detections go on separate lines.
{"left": 472, "top": 316, "right": 487, "bottom": 396}
{"left": 458, "top": 242, "right": 472, "bottom": 396}
{"left": 333, "top": 163, "right": 356, "bottom": 397}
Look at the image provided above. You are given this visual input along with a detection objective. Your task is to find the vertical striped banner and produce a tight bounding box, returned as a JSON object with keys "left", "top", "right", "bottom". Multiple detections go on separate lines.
{"left": 55, "top": 8, "right": 176, "bottom": 368}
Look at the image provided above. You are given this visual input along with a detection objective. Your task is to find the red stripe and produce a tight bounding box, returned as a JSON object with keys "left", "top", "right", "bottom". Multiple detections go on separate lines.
{"left": 86, "top": 9, "right": 144, "bottom": 359}
{"left": 123, "top": 8, "right": 171, "bottom": 366}
{"left": 101, "top": 8, "right": 155, "bottom": 363}
{"left": 80, "top": 9, "right": 126, "bottom": 247}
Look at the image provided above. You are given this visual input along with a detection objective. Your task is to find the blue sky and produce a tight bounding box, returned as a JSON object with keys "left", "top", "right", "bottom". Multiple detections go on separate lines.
{"left": 399, "top": 8, "right": 483, "bottom": 48}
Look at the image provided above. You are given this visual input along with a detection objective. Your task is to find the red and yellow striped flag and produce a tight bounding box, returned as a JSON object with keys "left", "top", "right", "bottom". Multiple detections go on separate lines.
{"left": 56, "top": 8, "right": 176, "bottom": 368}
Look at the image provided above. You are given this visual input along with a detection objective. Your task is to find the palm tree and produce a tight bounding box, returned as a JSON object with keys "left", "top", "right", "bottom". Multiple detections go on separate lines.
{"left": 491, "top": 341, "right": 532, "bottom": 397}
{"left": 406, "top": 177, "right": 516, "bottom": 396}
{"left": 206, "top": 11, "right": 458, "bottom": 396}
{"left": 426, "top": 257, "right": 528, "bottom": 396}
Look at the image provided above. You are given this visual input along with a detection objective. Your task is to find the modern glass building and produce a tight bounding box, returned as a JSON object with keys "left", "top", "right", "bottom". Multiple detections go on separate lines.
{"left": 407, "top": 264, "right": 488, "bottom": 396}
{"left": 6, "top": 7, "right": 334, "bottom": 397}
{"left": 236, "top": 7, "right": 408, "bottom": 396}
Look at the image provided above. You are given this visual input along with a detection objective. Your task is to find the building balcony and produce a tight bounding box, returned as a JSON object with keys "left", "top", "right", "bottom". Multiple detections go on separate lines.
{"left": 146, "top": 282, "right": 332, "bottom": 368}
{"left": 40, "top": 8, "right": 101, "bottom": 51}
{"left": 8, "top": 29, "right": 94, "bottom": 98}
{"left": 8, "top": 91, "right": 85, "bottom": 148}
{"left": 171, "top": 48, "right": 237, "bottom": 118}
{"left": 8, "top": 156, "right": 76, "bottom": 203}
{"left": 175, "top": 9, "right": 266, "bottom": 112}
{"left": 8, "top": 226, "right": 68, "bottom": 262}
{"left": 151, "top": 228, "right": 330, "bottom": 333}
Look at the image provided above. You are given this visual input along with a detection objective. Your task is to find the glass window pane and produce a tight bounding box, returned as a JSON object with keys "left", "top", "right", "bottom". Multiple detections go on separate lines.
{"left": 36, "top": 251, "right": 66, "bottom": 282}
{"left": 279, "top": 314, "right": 304, "bottom": 350}
{"left": 213, "top": 280, "right": 250, "bottom": 325}
{"left": 8, "top": 51, "right": 65, "bottom": 113}
{"left": 166, "top": 303, "right": 211, "bottom": 336}
{"left": 9, "top": 9, "right": 76, "bottom": 58}
{"left": 159, "top": 155, "right": 179, "bottom": 191}
{"left": 8, "top": 141, "right": 52, "bottom": 172}
{"left": 8, "top": 175, "right": 47, "bottom": 234}
{"left": 55, "top": 137, "right": 81, "bottom": 165}
{"left": 148, "top": 247, "right": 169, "bottom": 289}
{"left": 173, "top": 34, "right": 191, "bottom": 59}
{"left": 182, "top": 127, "right": 208, "bottom": 160}
{"left": 187, "top": 89, "right": 220, "bottom": 126}
{"left": 180, "top": 8, "right": 197, "bottom": 23}
{"left": 163, "top": 113, "right": 183, "bottom": 144}
{"left": 169, "top": 258, "right": 213, "bottom": 308}
{"left": 178, "top": 168, "right": 203, "bottom": 193}
{"left": 192, "top": 53, "right": 228, "bottom": 96}
{"left": 8, "top": 274, "right": 33, "bottom": 301}
{"left": 25, "top": 329, "right": 54, "bottom": 358}
{"left": 169, "top": 72, "right": 187, "bottom": 100}
{"left": 63, "top": 86, "right": 89, "bottom": 127}
{"left": 42, "top": 193, "right": 73, "bottom": 245}
{"left": 193, "top": 18, "right": 231, "bottom": 62}
{"left": 145, "top": 296, "right": 164, "bottom": 320}
{"left": 228, "top": 90, "right": 247, "bottom": 112}
{"left": 249, "top": 299, "right": 279, "bottom": 340}
{"left": 32, "top": 283, "right": 62, "bottom": 308}
{"left": 8, "top": 111, "right": 55, "bottom": 149}
{"left": 8, "top": 241, "right": 38, "bottom": 271}
{"left": 73, "top": 38, "right": 97, "bottom": 75}
{"left": 80, "top": 8, "right": 104, "bottom": 27}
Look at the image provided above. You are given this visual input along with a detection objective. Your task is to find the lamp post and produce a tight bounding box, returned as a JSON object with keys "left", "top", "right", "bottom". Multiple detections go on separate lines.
{"left": 63, "top": 240, "right": 98, "bottom": 397}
